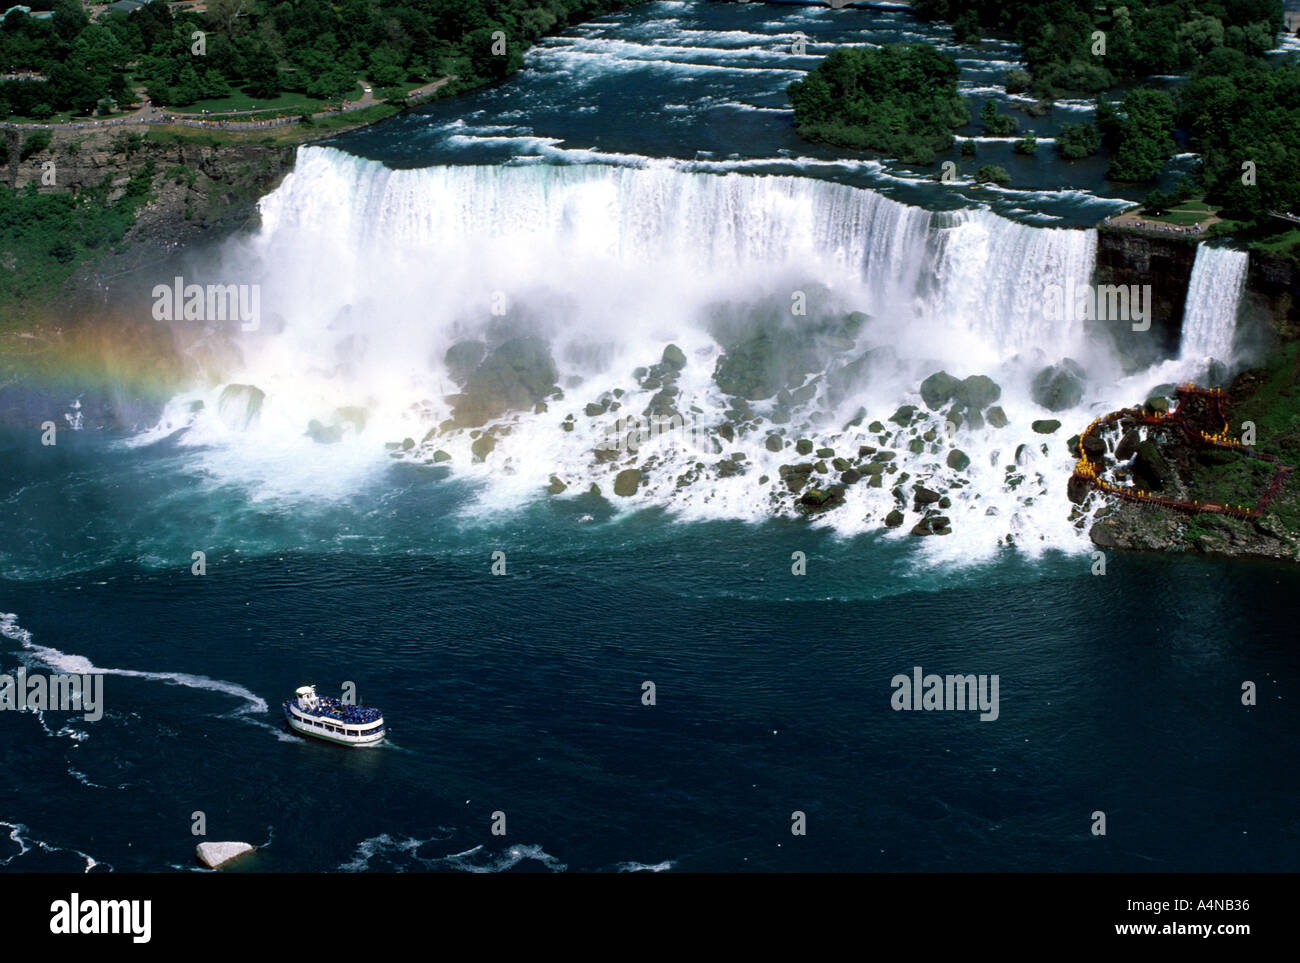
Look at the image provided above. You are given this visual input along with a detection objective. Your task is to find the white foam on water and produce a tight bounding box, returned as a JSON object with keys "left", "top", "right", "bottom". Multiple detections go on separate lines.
{"left": 1, "top": 612, "right": 269, "bottom": 724}
{"left": 0, "top": 820, "right": 106, "bottom": 872}
{"left": 616, "top": 859, "right": 676, "bottom": 872}
{"left": 339, "top": 835, "right": 566, "bottom": 873}
{"left": 143, "top": 149, "right": 1142, "bottom": 561}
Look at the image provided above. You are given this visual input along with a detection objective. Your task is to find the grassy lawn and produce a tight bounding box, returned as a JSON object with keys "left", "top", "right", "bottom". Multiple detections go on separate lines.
{"left": 166, "top": 85, "right": 361, "bottom": 115}
{"left": 1188, "top": 454, "right": 1278, "bottom": 510}
{"left": 142, "top": 101, "right": 403, "bottom": 145}
{"left": 303, "top": 102, "right": 402, "bottom": 131}
{"left": 1251, "top": 227, "right": 1300, "bottom": 261}
{"left": 1181, "top": 341, "right": 1300, "bottom": 530}
{"left": 1144, "top": 205, "right": 1216, "bottom": 226}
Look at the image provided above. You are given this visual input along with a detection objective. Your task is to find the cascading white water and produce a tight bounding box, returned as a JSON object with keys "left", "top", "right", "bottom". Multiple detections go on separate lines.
{"left": 154, "top": 145, "right": 1107, "bottom": 557}
{"left": 241, "top": 146, "right": 1097, "bottom": 378}
{"left": 1179, "top": 245, "right": 1249, "bottom": 361}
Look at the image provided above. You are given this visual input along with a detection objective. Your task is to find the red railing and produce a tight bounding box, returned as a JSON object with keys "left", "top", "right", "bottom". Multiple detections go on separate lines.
{"left": 1071, "top": 384, "right": 1293, "bottom": 519}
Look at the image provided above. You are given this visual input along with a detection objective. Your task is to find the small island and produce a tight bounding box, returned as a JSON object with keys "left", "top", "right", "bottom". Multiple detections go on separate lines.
{"left": 786, "top": 43, "right": 968, "bottom": 164}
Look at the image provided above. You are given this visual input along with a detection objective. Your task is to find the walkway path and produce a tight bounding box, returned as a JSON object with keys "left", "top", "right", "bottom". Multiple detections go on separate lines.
{"left": 0, "top": 76, "right": 455, "bottom": 134}
{"left": 1072, "top": 385, "right": 1293, "bottom": 519}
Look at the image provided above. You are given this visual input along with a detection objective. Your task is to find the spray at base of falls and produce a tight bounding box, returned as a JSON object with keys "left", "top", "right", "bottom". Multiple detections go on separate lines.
{"left": 141, "top": 146, "right": 1249, "bottom": 563}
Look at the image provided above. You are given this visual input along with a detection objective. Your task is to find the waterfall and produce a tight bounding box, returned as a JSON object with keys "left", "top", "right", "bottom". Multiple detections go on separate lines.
{"left": 149, "top": 145, "right": 1108, "bottom": 557}
{"left": 242, "top": 146, "right": 1098, "bottom": 374}
{"left": 1179, "top": 245, "right": 1248, "bottom": 362}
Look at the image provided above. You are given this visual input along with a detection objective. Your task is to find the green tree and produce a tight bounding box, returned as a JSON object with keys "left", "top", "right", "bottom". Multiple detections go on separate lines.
{"left": 975, "top": 164, "right": 1011, "bottom": 184}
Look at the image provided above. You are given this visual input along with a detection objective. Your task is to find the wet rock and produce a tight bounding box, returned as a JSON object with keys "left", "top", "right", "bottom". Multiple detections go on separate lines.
{"left": 1115, "top": 428, "right": 1141, "bottom": 461}
{"left": 889, "top": 405, "right": 917, "bottom": 426}
{"left": 885, "top": 509, "right": 905, "bottom": 528}
{"left": 791, "top": 382, "right": 818, "bottom": 406}
{"left": 613, "top": 468, "right": 642, "bottom": 496}
{"left": 800, "top": 488, "right": 832, "bottom": 507}
{"left": 196, "top": 841, "right": 255, "bottom": 869}
{"left": 1031, "top": 419, "right": 1061, "bottom": 434}
{"left": 217, "top": 383, "right": 265, "bottom": 432}
{"left": 471, "top": 434, "right": 496, "bottom": 461}
{"left": 1132, "top": 440, "right": 1174, "bottom": 491}
{"left": 713, "top": 329, "right": 817, "bottom": 400}
{"left": 796, "top": 439, "right": 814, "bottom": 455}
{"left": 1081, "top": 434, "right": 1106, "bottom": 459}
{"left": 913, "top": 486, "right": 942, "bottom": 508}
{"left": 841, "top": 469, "right": 861, "bottom": 484}
{"left": 766, "top": 434, "right": 784, "bottom": 452}
{"left": 1067, "top": 474, "right": 1092, "bottom": 504}
{"left": 920, "top": 370, "right": 961, "bottom": 410}
{"left": 1031, "top": 359, "right": 1085, "bottom": 412}
{"left": 547, "top": 475, "right": 567, "bottom": 494}
{"left": 986, "top": 406, "right": 1008, "bottom": 428}
{"left": 433, "top": 449, "right": 451, "bottom": 463}
{"left": 662, "top": 344, "right": 687, "bottom": 370}
{"left": 307, "top": 420, "right": 343, "bottom": 444}
{"left": 954, "top": 375, "right": 1001, "bottom": 411}
{"left": 450, "top": 337, "right": 559, "bottom": 428}
{"left": 946, "top": 449, "right": 970, "bottom": 471}
{"left": 444, "top": 341, "right": 486, "bottom": 384}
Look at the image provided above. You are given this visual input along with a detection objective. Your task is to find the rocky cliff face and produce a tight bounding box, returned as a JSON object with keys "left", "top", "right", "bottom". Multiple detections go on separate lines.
{"left": 1, "top": 125, "right": 298, "bottom": 295}
{"left": 0, "top": 125, "right": 297, "bottom": 430}
{"left": 1242, "top": 250, "right": 1300, "bottom": 343}
{"left": 1093, "top": 227, "right": 1199, "bottom": 368}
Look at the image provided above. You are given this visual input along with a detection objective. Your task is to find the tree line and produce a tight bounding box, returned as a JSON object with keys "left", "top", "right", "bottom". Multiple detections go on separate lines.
{"left": 0, "top": 0, "right": 642, "bottom": 117}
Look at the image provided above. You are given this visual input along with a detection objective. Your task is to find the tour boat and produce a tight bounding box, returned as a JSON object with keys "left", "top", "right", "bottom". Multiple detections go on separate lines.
{"left": 283, "top": 685, "right": 385, "bottom": 746}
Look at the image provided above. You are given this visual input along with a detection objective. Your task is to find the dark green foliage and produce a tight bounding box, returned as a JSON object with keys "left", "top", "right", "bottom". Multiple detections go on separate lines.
{"left": 975, "top": 164, "right": 1011, "bottom": 184}
{"left": 1182, "top": 50, "right": 1300, "bottom": 221}
{"left": 0, "top": 161, "right": 154, "bottom": 304}
{"left": 19, "top": 129, "right": 51, "bottom": 160}
{"left": 0, "top": 0, "right": 643, "bottom": 117}
{"left": 952, "top": 10, "right": 981, "bottom": 44}
{"left": 1098, "top": 87, "right": 1175, "bottom": 181}
{"left": 979, "top": 99, "right": 1018, "bottom": 136}
{"left": 786, "top": 44, "right": 968, "bottom": 164}
{"left": 1013, "top": 133, "right": 1037, "bottom": 155}
{"left": 912, "top": 0, "right": 1282, "bottom": 95}
{"left": 1056, "top": 121, "right": 1100, "bottom": 160}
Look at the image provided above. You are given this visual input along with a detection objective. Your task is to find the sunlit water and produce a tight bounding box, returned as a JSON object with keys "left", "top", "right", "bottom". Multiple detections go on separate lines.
{"left": 1, "top": 1, "right": 1292, "bottom": 872}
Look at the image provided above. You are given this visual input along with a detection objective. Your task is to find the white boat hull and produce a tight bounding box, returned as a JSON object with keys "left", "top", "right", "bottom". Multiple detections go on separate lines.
{"left": 285, "top": 705, "right": 385, "bottom": 747}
